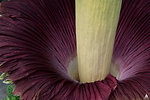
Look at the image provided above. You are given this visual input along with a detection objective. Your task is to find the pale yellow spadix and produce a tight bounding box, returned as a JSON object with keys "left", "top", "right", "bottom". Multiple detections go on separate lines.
{"left": 76, "top": 0, "right": 122, "bottom": 83}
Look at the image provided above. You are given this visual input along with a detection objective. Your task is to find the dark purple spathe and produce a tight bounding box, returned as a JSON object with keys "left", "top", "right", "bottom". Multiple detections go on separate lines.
{"left": 0, "top": 0, "right": 150, "bottom": 100}
{"left": 111, "top": 0, "right": 150, "bottom": 99}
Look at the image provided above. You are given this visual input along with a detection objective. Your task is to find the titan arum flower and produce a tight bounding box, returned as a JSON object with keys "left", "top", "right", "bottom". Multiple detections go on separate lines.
{"left": 0, "top": 0, "right": 150, "bottom": 100}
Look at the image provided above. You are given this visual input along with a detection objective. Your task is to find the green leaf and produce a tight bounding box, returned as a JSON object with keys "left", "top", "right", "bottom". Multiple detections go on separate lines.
{"left": 6, "top": 85, "right": 20, "bottom": 100}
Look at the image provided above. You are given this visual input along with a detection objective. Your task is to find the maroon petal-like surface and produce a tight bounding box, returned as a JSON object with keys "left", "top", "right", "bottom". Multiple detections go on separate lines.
{"left": 0, "top": 0, "right": 116, "bottom": 100}
{"left": 111, "top": 0, "right": 150, "bottom": 99}
{"left": 0, "top": 0, "right": 150, "bottom": 100}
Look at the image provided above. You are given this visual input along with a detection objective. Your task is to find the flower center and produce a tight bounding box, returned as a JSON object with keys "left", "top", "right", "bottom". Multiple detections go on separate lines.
{"left": 75, "top": 0, "right": 122, "bottom": 83}
{"left": 67, "top": 56, "right": 79, "bottom": 81}
{"left": 67, "top": 56, "right": 120, "bottom": 82}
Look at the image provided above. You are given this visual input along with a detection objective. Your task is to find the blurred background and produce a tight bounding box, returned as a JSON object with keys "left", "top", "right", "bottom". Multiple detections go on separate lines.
{"left": 0, "top": 73, "right": 8, "bottom": 100}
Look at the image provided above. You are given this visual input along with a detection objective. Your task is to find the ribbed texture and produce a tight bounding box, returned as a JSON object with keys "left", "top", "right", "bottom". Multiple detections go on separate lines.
{"left": 76, "top": 0, "right": 121, "bottom": 83}
{"left": 0, "top": 0, "right": 116, "bottom": 100}
{"left": 0, "top": 0, "right": 76, "bottom": 99}
{"left": 0, "top": 0, "right": 150, "bottom": 100}
{"left": 110, "top": 0, "right": 150, "bottom": 99}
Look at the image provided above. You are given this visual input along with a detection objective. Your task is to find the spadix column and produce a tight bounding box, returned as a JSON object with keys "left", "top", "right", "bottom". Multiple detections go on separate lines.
{"left": 76, "top": 0, "right": 122, "bottom": 83}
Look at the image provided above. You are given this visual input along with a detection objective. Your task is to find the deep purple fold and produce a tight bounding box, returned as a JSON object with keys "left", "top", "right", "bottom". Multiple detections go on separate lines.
{"left": 0, "top": 0, "right": 117, "bottom": 100}
{"left": 0, "top": 0, "right": 76, "bottom": 99}
{"left": 0, "top": 0, "right": 150, "bottom": 100}
{"left": 111, "top": 0, "right": 150, "bottom": 99}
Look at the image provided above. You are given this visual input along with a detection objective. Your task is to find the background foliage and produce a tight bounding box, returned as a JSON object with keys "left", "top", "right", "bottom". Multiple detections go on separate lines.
{"left": 5, "top": 85, "right": 20, "bottom": 100}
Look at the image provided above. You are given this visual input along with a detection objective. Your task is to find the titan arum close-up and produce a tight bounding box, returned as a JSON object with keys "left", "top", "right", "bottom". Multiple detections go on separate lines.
{"left": 0, "top": 0, "right": 150, "bottom": 100}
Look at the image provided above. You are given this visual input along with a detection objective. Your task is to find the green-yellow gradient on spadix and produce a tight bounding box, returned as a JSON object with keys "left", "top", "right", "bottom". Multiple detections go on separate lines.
{"left": 76, "top": 0, "right": 122, "bottom": 83}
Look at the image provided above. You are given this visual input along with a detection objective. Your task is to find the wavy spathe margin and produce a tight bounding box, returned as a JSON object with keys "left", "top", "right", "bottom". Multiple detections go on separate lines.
{"left": 0, "top": 0, "right": 150, "bottom": 100}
